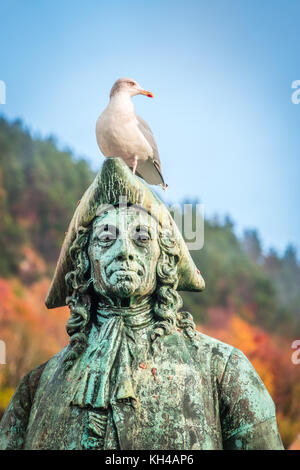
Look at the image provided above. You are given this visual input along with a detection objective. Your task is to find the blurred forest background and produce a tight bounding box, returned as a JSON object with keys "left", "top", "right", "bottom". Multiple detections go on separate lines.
{"left": 0, "top": 116, "right": 299, "bottom": 448}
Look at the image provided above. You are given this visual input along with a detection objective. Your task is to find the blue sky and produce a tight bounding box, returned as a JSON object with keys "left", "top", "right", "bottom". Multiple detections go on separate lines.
{"left": 0, "top": 0, "right": 299, "bottom": 254}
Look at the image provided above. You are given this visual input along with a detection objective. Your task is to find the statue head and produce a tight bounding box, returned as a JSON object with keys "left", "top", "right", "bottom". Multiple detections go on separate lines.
{"left": 63, "top": 204, "right": 184, "bottom": 369}
{"left": 45, "top": 158, "right": 205, "bottom": 369}
{"left": 89, "top": 206, "right": 161, "bottom": 306}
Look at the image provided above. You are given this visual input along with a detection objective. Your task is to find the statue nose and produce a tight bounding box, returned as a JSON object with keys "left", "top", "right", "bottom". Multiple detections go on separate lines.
{"left": 116, "top": 237, "right": 134, "bottom": 262}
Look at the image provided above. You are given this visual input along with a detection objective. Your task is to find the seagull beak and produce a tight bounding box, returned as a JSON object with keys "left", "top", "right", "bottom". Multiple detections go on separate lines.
{"left": 139, "top": 89, "right": 154, "bottom": 98}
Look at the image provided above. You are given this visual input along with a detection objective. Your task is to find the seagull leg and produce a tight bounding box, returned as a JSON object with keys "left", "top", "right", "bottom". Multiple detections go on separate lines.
{"left": 132, "top": 156, "right": 138, "bottom": 175}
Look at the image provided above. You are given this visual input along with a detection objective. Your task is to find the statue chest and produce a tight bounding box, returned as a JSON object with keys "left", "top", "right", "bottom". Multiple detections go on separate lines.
{"left": 24, "top": 334, "right": 224, "bottom": 450}
{"left": 108, "top": 351, "right": 223, "bottom": 450}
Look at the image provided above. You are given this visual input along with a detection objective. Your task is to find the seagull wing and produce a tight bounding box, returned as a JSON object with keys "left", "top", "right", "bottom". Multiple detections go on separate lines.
{"left": 136, "top": 114, "right": 167, "bottom": 188}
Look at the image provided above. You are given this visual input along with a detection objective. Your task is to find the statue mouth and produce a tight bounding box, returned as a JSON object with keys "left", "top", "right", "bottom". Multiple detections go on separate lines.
{"left": 107, "top": 265, "right": 145, "bottom": 278}
{"left": 111, "top": 269, "right": 143, "bottom": 280}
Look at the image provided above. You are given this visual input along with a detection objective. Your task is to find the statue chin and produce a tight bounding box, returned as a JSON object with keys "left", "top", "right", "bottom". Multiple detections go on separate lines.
{"left": 113, "top": 281, "right": 137, "bottom": 299}
{"left": 106, "top": 271, "right": 141, "bottom": 299}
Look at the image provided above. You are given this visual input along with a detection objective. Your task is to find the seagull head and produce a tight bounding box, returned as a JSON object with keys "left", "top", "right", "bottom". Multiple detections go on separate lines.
{"left": 110, "top": 78, "right": 154, "bottom": 99}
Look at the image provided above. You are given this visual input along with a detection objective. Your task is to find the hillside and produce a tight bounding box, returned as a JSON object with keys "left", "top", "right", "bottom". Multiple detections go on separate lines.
{"left": 0, "top": 116, "right": 299, "bottom": 447}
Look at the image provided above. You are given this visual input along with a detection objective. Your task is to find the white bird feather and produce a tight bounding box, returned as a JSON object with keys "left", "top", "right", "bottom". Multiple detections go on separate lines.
{"left": 96, "top": 78, "right": 167, "bottom": 189}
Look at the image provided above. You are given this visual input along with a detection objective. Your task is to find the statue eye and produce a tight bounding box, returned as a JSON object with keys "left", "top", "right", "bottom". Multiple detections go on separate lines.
{"left": 132, "top": 226, "right": 151, "bottom": 244}
{"left": 95, "top": 225, "right": 117, "bottom": 244}
{"left": 99, "top": 232, "right": 115, "bottom": 242}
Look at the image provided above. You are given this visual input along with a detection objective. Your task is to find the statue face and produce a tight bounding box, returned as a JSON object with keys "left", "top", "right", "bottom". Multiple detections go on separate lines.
{"left": 88, "top": 206, "right": 160, "bottom": 305}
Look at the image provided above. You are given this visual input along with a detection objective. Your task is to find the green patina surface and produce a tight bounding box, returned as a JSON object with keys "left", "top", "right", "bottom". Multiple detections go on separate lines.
{"left": 0, "top": 159, "right": 284, "bottom": 450}
{"left": 0, "top": 327, "right": 283, "bottom": 450}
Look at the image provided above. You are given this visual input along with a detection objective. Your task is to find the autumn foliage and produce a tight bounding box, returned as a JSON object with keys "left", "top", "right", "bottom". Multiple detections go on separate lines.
{"left": 0, "top": 277, "right": 69, "bottom": 406}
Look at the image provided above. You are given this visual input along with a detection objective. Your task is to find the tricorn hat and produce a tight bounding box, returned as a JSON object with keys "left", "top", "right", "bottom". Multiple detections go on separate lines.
{"left": 45, "top": 158, "right": 205, "bottom": 308}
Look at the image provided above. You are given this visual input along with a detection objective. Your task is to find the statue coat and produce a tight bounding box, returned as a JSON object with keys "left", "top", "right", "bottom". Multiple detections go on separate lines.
{"left": 0, "top": 323, "right": 283, "bottom": 450}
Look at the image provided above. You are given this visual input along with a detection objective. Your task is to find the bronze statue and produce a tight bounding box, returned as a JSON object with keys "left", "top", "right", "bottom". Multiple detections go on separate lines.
{"left": 0, "top": 158, "right": 283, "bottom": 450}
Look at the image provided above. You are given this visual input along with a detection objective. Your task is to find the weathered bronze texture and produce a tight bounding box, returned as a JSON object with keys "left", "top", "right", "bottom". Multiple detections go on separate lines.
{"left": 0, "top": 158, "right": 283, "bottom": 450}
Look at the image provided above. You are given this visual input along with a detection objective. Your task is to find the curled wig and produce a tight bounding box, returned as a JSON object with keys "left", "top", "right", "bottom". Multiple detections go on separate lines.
{"left": 63, "top": 223, "right": 197, "bottom": 370}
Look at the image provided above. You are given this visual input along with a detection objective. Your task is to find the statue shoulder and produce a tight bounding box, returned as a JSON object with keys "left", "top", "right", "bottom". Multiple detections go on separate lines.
{"left": 194, "top": 330, "right": 234, "bottom": 354}
{"left": 191, "top": 332, "right": 283, "bottom": 449}
{"left": 193, "top": 330, "right": 235, "bottom": 375}
{"left": 0, "top": 361, "right": 47, "bottom": 449}
{"left": 18, "top": 346, "right": 69, "bottom": 399}
{"left": 216, "top": 345, "right": 283, "bottom": 449}
{"left": 193, "top": 330, "right": 274, "bottom": 405}
{"left": 191, "top": 331, "right": 275, "bottom": 411}
{"left": 0, "top": 346, "right": 69, "bottom": 450}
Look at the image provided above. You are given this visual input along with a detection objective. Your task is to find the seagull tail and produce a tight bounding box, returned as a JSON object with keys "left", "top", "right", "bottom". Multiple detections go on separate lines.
{"left": 136, "top": 158, "right": 167, "bottom": 188}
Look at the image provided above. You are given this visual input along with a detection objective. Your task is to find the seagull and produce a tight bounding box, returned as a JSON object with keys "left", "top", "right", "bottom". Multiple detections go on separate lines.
{"left": 96, "top": 78, "right": 167, "bottom": 189}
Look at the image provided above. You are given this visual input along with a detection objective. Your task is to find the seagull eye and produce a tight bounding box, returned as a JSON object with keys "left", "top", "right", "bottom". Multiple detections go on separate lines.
{"left": 128, "top": 81, "right": 135, "bottom": 86}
